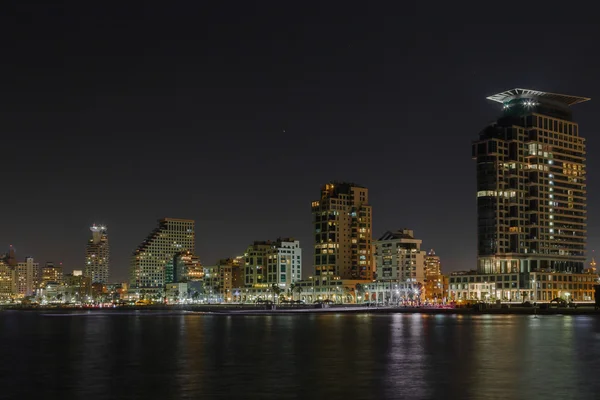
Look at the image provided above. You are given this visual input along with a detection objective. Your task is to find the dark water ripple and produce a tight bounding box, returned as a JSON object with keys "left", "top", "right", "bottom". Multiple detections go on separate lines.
{"left": 1, "top": 311, "right": 599, "bottom": 399}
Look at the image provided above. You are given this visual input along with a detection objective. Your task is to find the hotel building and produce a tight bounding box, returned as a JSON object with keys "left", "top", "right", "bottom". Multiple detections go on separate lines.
{"left": 311, "top": 182, "right": 373, "bottom": 280}
{"left": 85, "top": 224, "right": 110, "bottom": 284}
{"left": 130, "top": 218, "right": 195, "bottom": 292}
{"left": 449, "top": 88, "right": 597, "bottom": 302}
{"left": 473, "top": 88, "right": 588, "bottom": 274}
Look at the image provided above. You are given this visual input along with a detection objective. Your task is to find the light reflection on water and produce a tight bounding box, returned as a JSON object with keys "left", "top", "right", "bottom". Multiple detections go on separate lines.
{"left": 1, "top": 312, "right": 599, "bottom": 399}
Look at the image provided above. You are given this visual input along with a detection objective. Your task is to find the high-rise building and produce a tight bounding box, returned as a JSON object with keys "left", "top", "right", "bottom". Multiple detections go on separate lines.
{"left": 85, "top": 225, "right": 110, "bottom": 284}
{"left": 16, "top": 257, "right": 39, "bottom": 297}
{"left": 243, "top": 238, "right": 302, "bottom": 289}
{"left": 473, "top": 89, "right": 589, "bottom": 274}
{"left": 41, "top": 262, "right": 63, "bottom": 287}
{"left": 0, "top": 247, "right": 18, "bottom": 299}
{"left": 424, "top": 250, "right": 443, "bottom": 301}
{"left": 0, "top": 260, "right": 16, "bottom": 299}
{"left": 130, "top": 218, "right": 195, "bottom": 292}
{"left": 373, "top": 229, "right": 425, "bottom": 297}
{"left": 311, "top": 182, "right": 373, "bottom": 280}
{"left": 424, "top": 250, "right": 441, "bottom": 280}
{"left": 165, "top": 250, "right": 203, "bottom": 283}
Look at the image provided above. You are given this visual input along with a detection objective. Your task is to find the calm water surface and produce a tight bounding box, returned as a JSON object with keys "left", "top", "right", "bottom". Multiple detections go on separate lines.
{"left": 1, "top": 311, "right": 599, "bottom": 399}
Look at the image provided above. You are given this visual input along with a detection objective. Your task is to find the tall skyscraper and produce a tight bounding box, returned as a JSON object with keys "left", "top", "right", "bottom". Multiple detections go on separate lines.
{"left": 130, "top": 218, "right": 195, "bottom": 292}
{"left": 473, "top": 89, "right": 588, "bottom": 274}
{"left": 424, "top": 249, "right": 443, "bottom": 301}
{"left": 424, "top": 249, "right": 441, "bottom": 280}
{"left": 85, "top": 225, "right": 110, "bottom": 284}
{"left": 311, "top": 182, "right": 373, "bottom": 280}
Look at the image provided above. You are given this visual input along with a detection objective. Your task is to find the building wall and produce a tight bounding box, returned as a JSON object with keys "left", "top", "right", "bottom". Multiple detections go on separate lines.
{"left": 448, "top": 271, "right": 598, "bottom": 302}
{"left": 374, "top": 230, "right": 426, "bottom": 292}
{"left": 41, "top": 263, "right": 63, "bottom": 287}
{"left": 243, "top": 239, "right": 301, "bottom": 291}
{"left": 85, "top": 225, "right": 110, "bottom": 284}
{"left": 0, "top": 262, "right": 16, "bottom": 299}
{"left": 424, "top": 250, "right": 443, "bottom": 301}
{"left": 130, "top": 218, "right": 195, "bottom": 291}
{"left": 16, "top": 258, "right": 39, "bottom": 297}
{"left": 473, "top": 93, "right": 587, "bottom": 274}
{"left": 312, "top": 182, "right": 373, "bottom": 280}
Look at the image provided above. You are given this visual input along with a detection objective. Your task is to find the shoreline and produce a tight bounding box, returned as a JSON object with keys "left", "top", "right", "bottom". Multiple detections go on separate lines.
{"left": 2, "top": 304, "right": 600, "bottom": 316}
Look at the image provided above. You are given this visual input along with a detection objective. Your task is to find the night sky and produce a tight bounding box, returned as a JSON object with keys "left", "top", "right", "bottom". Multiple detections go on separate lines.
{"left": 2, "top": 2, "right": 599, "bottom": 282}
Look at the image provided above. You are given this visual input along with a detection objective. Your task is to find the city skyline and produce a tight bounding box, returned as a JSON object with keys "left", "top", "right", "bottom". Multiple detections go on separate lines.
{"left": 2, "top": 4, "right": 599, "bottom": 282}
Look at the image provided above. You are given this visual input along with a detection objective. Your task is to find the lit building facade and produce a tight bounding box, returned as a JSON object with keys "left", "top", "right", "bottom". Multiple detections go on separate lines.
{"left": 85, "top": 225, "right": 110, "bottom": 284}
{"left": 16, "top": 257, "right": 39, "bottom": 297}
{"left": 424, "top": 249, "right": 444, "bottom": 301}
{"left": 41, "top": 262, "right": 63, "bottom": 287}
{"left": 0, "top": 261, "right": 15, "bottom": 300}
{"left": 63, "top": 272, "right": 92, "bottom": 302}
{"left": 311, "top": 182, "right": 373, "bottom": 280}
{"left": 374, "top": 229, "right": 426, "bottom": 299}
{"left": 130, "top": 218, "right": 195, "bottom": 292}
{"left": 452, "top": 88, "right": 597, "bottom": 303}
{"left": 473, "top": 89, "right": 588, "bottom": 274}
{"left": 448, "top": 270, "right": 597, "bottom": 302}
{"left": 243, "top": 238, "right": 302, "bottom": 290}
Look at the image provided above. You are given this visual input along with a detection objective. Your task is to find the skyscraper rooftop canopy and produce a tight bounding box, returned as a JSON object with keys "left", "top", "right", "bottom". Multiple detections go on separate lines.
{"left": 487, "top": 88, "right": 590, "bottom": 107}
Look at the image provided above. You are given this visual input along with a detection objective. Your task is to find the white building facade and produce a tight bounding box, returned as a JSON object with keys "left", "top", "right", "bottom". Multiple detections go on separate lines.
{"left": 374, "top": 229, "right": 426, "bottom": 299}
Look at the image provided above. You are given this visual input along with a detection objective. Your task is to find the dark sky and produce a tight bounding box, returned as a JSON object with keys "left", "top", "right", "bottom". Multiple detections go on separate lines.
{"left": 1, "top": 2, "right": 599, "bottom": 282}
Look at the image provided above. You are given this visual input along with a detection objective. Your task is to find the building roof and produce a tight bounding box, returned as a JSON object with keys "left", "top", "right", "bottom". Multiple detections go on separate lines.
{"left": 377, "top": 230, "right": 415, "bottom": 241}
{"left": 486, "top": 88, "right": 590, "bottom": 106}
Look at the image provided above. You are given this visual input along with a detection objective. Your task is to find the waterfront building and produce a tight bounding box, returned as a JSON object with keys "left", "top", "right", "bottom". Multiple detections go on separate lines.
{"left": 130, "top": 218, "right": 195, "bottom": 293}
{"left": 448, "top": 270, "right": 598, "bottom": 303}
{"left": 311, "top": 182, "right": 373, "bottom": 280}
{"left": 182, "top": 251, "right": 204, "bottom": 281}
{"left": 424, "top": 250, "right": 444, "bottom": 301}
{"left": 243, "top": 238, "right": 301, "bottom": 289}
{"left": 41, "top": 262, "right": 63, "bottom": 287}
{"left": 63, "top": 272, "right": 92, "bottom": 302}
{"left": 165, "top": 251, "right": 203, "bottom": 284}
{"left": 16, "top": 257, "right": 39, "bottom": 297}
{"left": 460, "top": 88, "right": 595, "bottom": 302}
{"left": 165, "top": 282, "right": 188, "bottom": 303}
{"left": 373, "top": 229, "right": 426, "bottom": 299}
{"left": 85, "top": 225, "right": 110, "bottom": 284}
{"left": 0, "top": 260, "right": 16, "bottom": 300}
{"left": 473, "top": 89, "right": 588, "bottom": 274}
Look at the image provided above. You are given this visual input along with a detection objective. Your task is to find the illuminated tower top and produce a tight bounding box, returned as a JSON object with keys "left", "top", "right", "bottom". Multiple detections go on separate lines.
{"left": 486, "top": 88, "right": 590, "bottom": 121}
{"left": 90, "top": 224, "right": 107, "bottom": 244}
